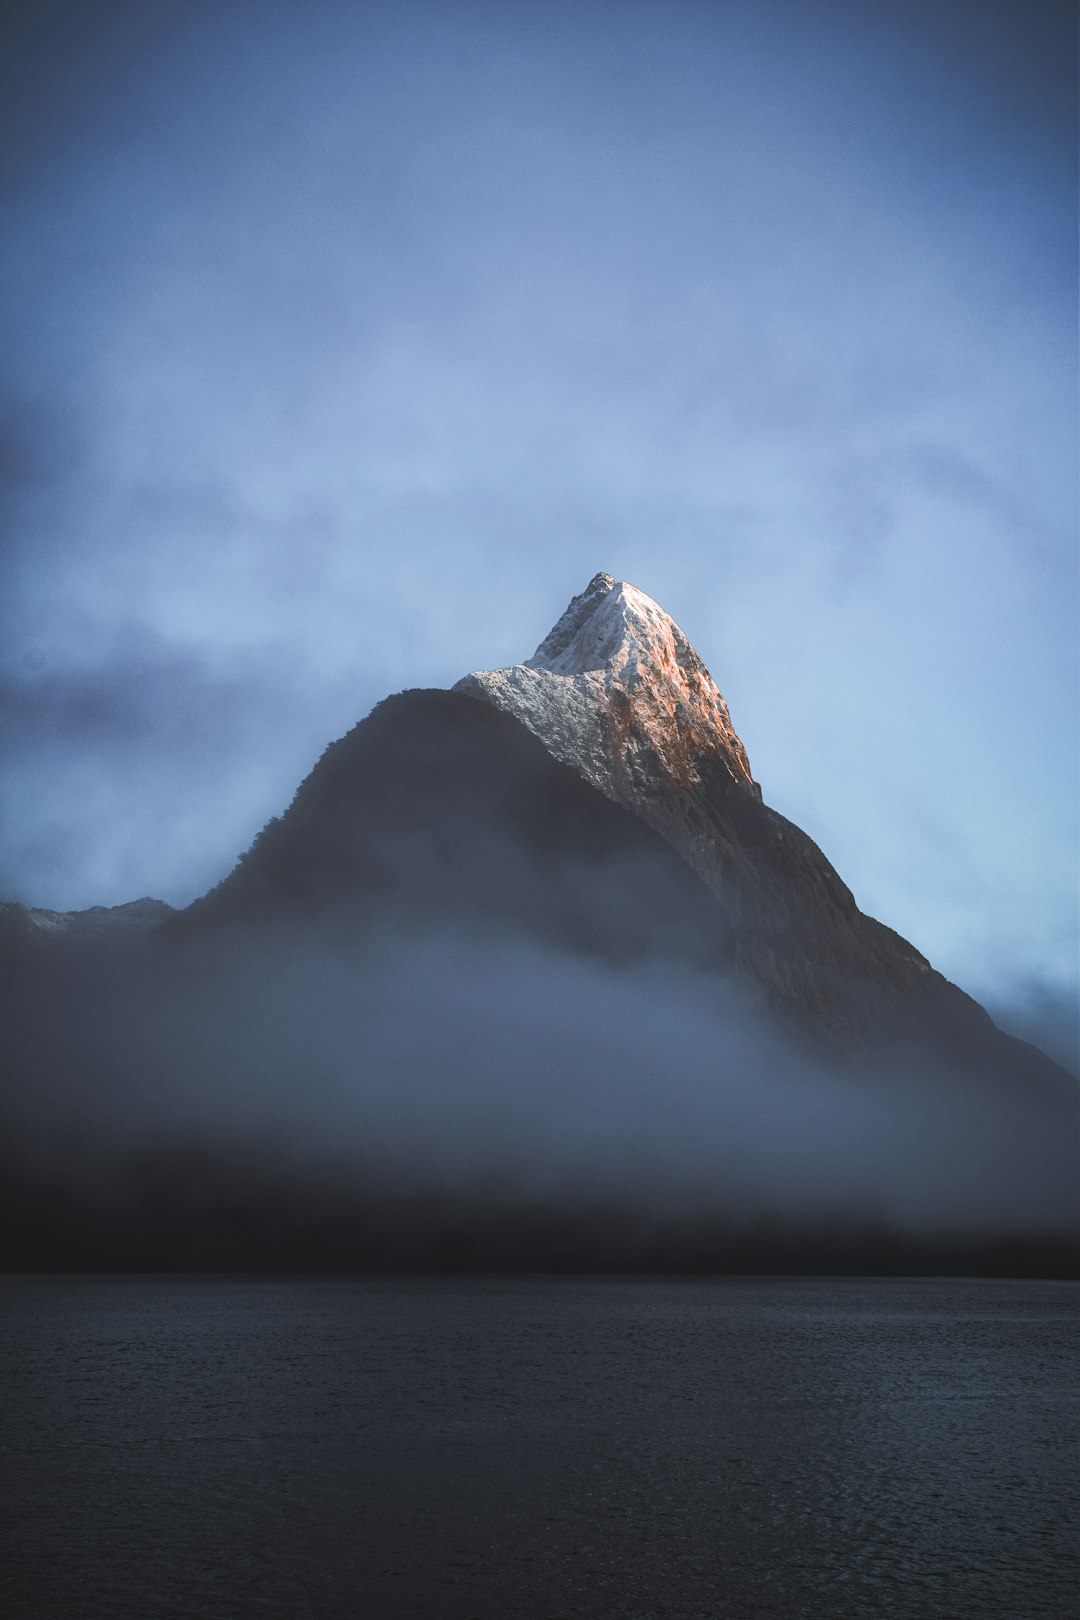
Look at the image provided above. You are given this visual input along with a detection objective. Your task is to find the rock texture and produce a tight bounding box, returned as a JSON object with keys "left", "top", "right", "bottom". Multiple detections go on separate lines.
{"left": 455, "top": 574, "right": 965, "bottom": 1034}
{"left": 457, "top": 572, "right": 757, "bottom": 805}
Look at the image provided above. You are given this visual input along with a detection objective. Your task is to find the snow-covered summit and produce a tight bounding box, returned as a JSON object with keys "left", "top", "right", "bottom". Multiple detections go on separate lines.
{"left": 455, "top": 573, "right": 934, "bottom": 1007}
{"left": 456, "top": 572, "right": 756, "bottom": 808}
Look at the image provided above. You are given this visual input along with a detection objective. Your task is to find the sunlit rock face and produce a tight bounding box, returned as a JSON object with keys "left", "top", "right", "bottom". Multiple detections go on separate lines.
{"left": 457, "top": 572, "right": 935, "bottom": 1028}
{"left": 456, "top": 573, "right": 760, "bottom": 893}
{"left": 457, "top": 572, "right": 756, "bottom": 805}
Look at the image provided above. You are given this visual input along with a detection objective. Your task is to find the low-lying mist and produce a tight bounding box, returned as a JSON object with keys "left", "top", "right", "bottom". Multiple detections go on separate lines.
{"left": 4, "top": 906, "right": 1076, "bottom": 1274}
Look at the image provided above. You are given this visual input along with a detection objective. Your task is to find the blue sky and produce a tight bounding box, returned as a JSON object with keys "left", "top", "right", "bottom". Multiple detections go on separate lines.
{"left": 1, "top": 0, "right": 1075, "bottom": 1042}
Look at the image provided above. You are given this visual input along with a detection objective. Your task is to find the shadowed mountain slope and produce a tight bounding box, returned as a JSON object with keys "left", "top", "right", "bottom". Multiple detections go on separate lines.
{"left": 179, "top": 687, "right": 736, "bottom": 975}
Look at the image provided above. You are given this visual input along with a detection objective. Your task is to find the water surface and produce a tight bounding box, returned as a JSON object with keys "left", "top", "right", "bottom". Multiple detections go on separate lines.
{"left": 3, "top": 1276, "right": 1076, "bottom": 1618}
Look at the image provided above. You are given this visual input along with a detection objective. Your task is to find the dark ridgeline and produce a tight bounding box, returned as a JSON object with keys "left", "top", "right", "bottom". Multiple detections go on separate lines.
{"left": 1, "top": 576, "right": 1076, "bottom": 1273}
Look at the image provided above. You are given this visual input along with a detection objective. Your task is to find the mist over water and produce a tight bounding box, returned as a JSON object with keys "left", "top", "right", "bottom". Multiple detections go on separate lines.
{"left": 4, "top": 892, "right": 1076, "bottom": 1274}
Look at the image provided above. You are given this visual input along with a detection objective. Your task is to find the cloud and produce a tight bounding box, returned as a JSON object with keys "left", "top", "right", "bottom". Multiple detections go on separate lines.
{"left": 0, "top": 628, "right": 353, "bottom": 905}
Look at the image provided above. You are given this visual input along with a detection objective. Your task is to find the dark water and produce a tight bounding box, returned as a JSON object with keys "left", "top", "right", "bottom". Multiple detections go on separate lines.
{"left": 2, "top": 1277, "right": 1077, "bottom": 1619}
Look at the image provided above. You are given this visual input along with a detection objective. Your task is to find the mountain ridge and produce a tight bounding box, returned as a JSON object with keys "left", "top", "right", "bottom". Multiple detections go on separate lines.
{"left": 457, "top": 574, "right": 942, "bottom": 1034}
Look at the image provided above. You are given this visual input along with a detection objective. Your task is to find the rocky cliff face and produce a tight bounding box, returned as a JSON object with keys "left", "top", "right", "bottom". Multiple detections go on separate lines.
{"left": 456, "top": 573, "right": 936, "bottom": 1033}
{"left": 457, "top": 572, "right": 757, "bottom": 808}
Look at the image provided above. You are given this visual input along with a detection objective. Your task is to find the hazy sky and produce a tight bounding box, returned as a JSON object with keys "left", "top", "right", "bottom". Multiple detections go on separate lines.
{"left": 1, "top": 0, "right": 1076, "bottom": 1029}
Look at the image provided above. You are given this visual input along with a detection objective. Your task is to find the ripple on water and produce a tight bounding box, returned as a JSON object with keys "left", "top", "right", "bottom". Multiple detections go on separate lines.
{"left": 1, "top": 1276, "right": 1077, "bottom": 1620}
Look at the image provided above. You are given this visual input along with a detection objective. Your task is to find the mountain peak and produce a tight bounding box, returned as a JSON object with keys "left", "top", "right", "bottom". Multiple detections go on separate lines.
{"left": 527, "top": 574, "right": 721, "bottom": 698}
{"left": 527, "top": 572, "right": 619, "bottom": 672}
{"left": 454, "top": 575, "right": 758, "bottom": 878}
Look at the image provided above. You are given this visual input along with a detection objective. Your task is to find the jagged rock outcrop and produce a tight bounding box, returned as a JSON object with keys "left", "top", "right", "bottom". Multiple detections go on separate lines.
{"left": 457, "top": 572, "right": 758, "bottom": 805}
{"left": 456, "top": 573, "right": 939, "bottom": 1032}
